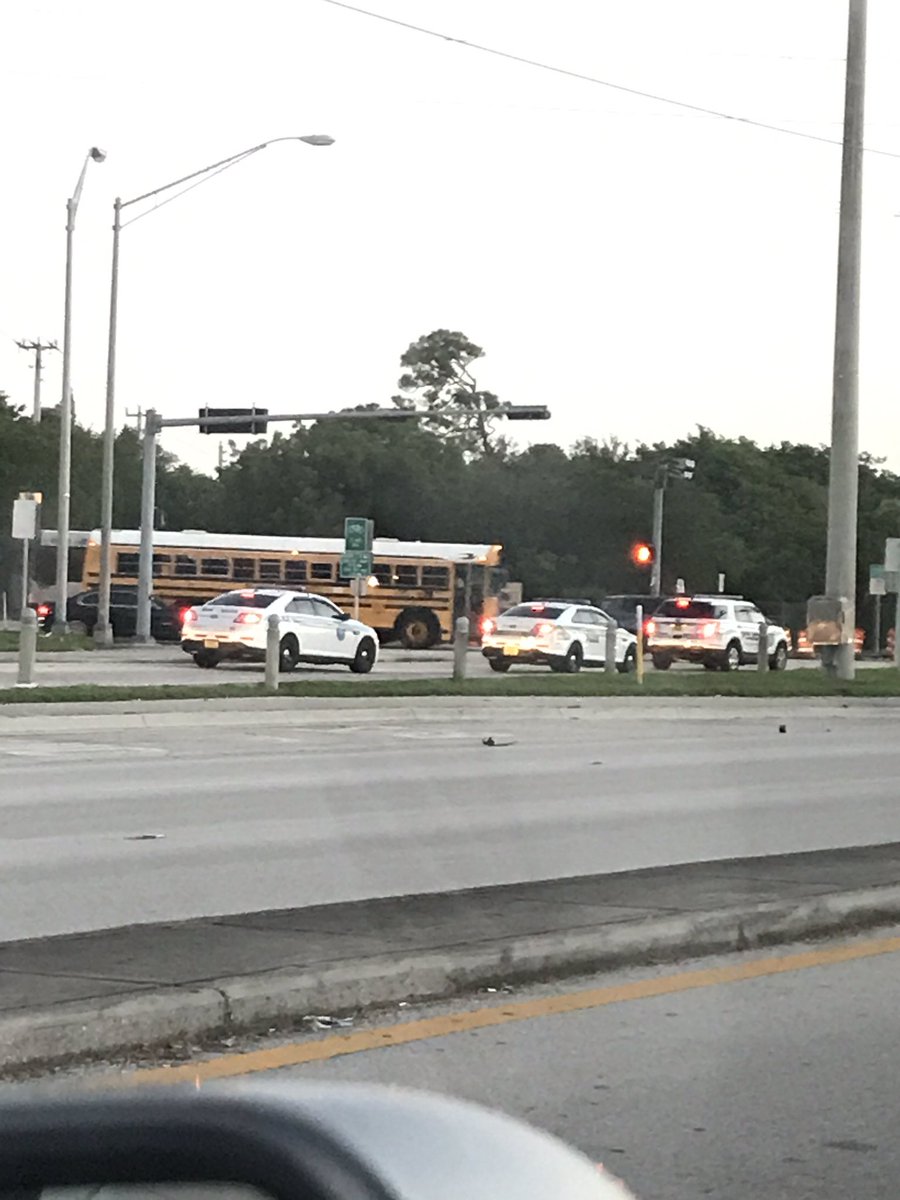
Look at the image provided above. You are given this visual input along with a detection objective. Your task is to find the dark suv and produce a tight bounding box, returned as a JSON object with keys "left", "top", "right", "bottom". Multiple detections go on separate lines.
{"left": 37, "top": 588, "right": 182, "bottom": 640}
{"left": 599, "top": 594, "right": 665, "bottom": 638}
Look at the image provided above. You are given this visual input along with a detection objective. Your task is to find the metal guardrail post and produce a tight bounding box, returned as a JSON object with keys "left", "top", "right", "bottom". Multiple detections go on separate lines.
{"left": 453, "top": 616, "right": 469, "bottom": 680}
{"left": 265, "top": 613, "right": 280, "bottom": 691}
{"left": 17, "top": 608, "right": 38, "bottom": 689}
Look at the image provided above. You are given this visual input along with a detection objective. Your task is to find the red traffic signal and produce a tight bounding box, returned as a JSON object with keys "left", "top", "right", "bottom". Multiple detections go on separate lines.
{"left": 631, "top": 542, "right": 655, "bottom": 567}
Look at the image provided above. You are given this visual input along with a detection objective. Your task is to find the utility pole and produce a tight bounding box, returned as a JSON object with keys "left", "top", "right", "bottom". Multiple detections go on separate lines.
{"left": 650, "top": 466, "right": 666, "bottom": 597}
{"left": 15, "top": 339, "right": 58, "bottom": 422}
{"left": 823, "top": 0, "right": 867, "bottom": 681}
{"left": 126, "top": 406, "right": 144, "bottom": 436}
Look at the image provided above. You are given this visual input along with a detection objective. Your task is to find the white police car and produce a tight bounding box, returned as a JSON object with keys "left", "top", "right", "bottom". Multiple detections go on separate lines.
{"left": 181, "top": 588, "right": 380, "bottom": 673}
{"left": 481, "top": 599, "right": 638, "bottom": 673}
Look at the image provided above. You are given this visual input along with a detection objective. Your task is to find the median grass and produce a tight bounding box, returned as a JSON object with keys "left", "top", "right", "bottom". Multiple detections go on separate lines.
{"left": 2, "top": 668, "right": 900, "bottom": 705}
{"left": 0, "top": 631, "right": 94, "bottom": 653}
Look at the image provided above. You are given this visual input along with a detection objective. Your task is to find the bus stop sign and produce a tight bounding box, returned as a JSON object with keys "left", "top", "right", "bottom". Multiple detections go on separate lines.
{"left": 342, "top": 517, "right": 373, "bottom": 578}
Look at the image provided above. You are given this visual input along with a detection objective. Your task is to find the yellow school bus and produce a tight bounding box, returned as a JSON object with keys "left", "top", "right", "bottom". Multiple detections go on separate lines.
{"left": 82, "top": 530, "right": 508, "bottom": 648}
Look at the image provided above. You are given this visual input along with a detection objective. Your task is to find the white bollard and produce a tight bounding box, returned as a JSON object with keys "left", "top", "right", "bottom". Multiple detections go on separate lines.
{"left": 635, "top": 604, "right": 644, "bottom": 685}
{"left": 265, "top": 613, "right": 280, "bottom": 691}
{"left": 453, "top": 616, "right": 469, "bottom": 680}
{"left": 605, "top": 618, "right": 618, "bottom": 675}
{"left": 757, "top": 621, "right": 769, "bottom": 673}
{"left": 16, "top": 607, "right": 38, "bottom": 689}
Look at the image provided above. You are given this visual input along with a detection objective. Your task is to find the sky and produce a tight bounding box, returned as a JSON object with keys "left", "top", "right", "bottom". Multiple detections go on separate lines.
{"left": 3, "top": 0, "right": 900, "bottom": 479}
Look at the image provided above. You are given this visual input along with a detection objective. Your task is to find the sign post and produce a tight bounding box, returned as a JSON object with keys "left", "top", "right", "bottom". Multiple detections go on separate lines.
{"left": 11, "top": 493, "right": 41, "bottom": 617}
{"left": 340, "top": 518, "right": 374, "bottom": 621}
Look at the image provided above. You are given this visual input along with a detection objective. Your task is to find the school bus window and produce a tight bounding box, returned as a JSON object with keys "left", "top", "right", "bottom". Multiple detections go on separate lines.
{"left": 152, "top": 554, "right": 171, "bottom": 577}
{"left": 285, "top": 559, "right": 307, "bottom": 584}
{"left": 233, "top": 557, "right": 255, "bottom": 581}
{"left": 311, "top": 562, "right": 333, "bottom": 581}
{"left": 421, "top": 566, "right": 450, "bottom": 588}
{"left": 117, "top": 552, "right": 140, "bottom": 575}
{"left": 259, "top": 559, "right": 282, "bottom": 582}
{"left": 175, "top": 555, "right": 198, "bottom": 576}
{"left": 395, "top": 564, "right": 419, "bottom": 587}
{"left": 200, "top": 557, "right": 230, "bottom": 577}
{"left": 372, "top": 562, "right": 392, "bottom": 585}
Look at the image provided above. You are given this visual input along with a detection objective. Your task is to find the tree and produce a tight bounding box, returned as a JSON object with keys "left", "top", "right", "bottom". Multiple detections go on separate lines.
{"left": 393, "top": 330, "right": 504, "bottom": 458}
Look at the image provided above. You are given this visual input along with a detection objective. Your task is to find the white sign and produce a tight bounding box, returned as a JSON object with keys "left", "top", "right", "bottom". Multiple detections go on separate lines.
{"left": 886, "top": 538, "right": 900, "bottom": 573}
{"left": 11, "top": 498, "right": 38, "bottom": 541}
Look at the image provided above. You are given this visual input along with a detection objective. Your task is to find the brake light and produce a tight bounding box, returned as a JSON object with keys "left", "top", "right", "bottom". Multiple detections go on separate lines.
{"left": 36, "top": 604, "right": 50, "bottom": 617}
{"left": 481, "top": 617, "right": 496, "bottom": 636}
{"left": 701, "top": 621, "right": 719, "bottom": 638}
{"left": 531, "top": 621, "right": 554, "bottom": 636}
{"left": 235, "top": 611, "right": 262, "bottom": 624}
{"left": 181, "top": 608, "right": 196, "bottom": 624}
{"left": 646, "top": 619, "right": 656, "bottom": 636}
{"left": 675, "top": 597, "right": 690, "bottom": 608}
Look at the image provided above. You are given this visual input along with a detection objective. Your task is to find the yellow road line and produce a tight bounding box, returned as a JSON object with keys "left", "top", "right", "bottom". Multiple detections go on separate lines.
{"left": 119, "top": 933, "right": 900, "bottom": 1087}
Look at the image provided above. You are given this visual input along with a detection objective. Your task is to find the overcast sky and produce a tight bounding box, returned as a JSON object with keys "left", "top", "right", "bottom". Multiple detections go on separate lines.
{"left": 3, "top": 0, "right": 900, "bottom": 477}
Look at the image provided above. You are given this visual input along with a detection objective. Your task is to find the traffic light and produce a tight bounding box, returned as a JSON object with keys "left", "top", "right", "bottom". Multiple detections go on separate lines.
{"left": 198, "top": 407, "right": 268, "bottom": 434}
{"left": 631, "top": 542, "right": 655, "bottom": 567}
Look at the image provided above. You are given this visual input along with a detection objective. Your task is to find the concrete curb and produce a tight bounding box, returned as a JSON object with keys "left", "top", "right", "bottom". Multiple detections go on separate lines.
{"left": 4, "top": 882, "right": 900, "bottom": 1075}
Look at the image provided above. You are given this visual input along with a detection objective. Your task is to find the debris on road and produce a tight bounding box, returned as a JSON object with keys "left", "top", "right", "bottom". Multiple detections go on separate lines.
{"left": 303, "top": 1014, "right": 354, "bottom": 1030}
{"left": 482, "top": 736, "right": 516, "bottom": 747}
{"left": 778, "top": 724, "right": 787, "bottom": 734}
{"left": 124, "top": 833, "right": 165, "bottom": 841}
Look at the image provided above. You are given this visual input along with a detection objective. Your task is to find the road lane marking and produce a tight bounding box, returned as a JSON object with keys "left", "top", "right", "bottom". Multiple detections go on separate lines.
{"left": 112, "top": 932, "right": 900, "bottom": 1087}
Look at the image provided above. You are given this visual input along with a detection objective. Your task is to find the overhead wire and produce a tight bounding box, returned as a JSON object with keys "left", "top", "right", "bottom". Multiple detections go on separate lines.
{"left": 314, "top": 0, "right": 900, "bottom": 160}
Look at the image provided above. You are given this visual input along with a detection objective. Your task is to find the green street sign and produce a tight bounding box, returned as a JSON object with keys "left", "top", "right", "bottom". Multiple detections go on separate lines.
{"left": 344, "top": 517, "right": 373, "bottom": 553}
{"left": 340, "top": 549, "right": 372, "bottom": 579}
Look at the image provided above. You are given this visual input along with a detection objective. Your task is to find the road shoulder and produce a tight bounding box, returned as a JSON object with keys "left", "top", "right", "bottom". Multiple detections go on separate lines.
{"left": 1, "top": 843, "right": 898, "bottom": 1074}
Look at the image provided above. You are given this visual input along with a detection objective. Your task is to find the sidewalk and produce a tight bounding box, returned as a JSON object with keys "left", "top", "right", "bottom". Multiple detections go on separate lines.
{"left": 1, "top": 843, "right": 898, "bottom": 1073}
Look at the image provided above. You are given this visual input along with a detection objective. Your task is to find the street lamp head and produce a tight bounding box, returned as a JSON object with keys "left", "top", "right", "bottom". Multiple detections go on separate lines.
{"left": 297, "top": 135, "right": 335, "bottom": 147}
{"left": 90, "top": 147, "right": 107, "bottom": 162}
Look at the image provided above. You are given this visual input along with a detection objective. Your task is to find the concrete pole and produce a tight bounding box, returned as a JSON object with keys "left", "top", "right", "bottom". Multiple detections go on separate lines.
{"left": 453, "top": 616, "right": 469, "bottom": 680}
{"left": 873, "top": 593, "right": 881, "bottom": 656}
{"left": 605, "top": 618, "right": 618, "bottom": 675}
{"left": 52, "top": 200, "right": 76, "bottom": 637}
{"left": 824, "top": 0, "right": 868, "bottom": 681}
{"left": 135, "top": 410, "right": 159, "bottom": 643}
{"left": 635, "top": 604, "right": 644, "bottom": 685}
{"left": 32, "top": 344, "right": 43, "bottom": 423}
{"left": 17, "top": 608, "right": 38, "bottom": 688}
{"left": 894, "top": 593, "right": 900, "bottom": 669}
{"left": 20, "top": 538, "right": 30, "bottom": 618}
{"left": 96, "top": 198, "right": 123, "bottom": 648}
{"left": 757, "top": 620, "right": 769, "bottom": 673}
{"left": 650, "top": 472, "right": 665, "bottom": 597}
{"left": 265, "top": 613, "right": 281, "bottom": 691}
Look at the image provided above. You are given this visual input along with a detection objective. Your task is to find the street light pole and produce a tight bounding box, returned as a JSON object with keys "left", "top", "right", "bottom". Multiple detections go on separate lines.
{"left": 823, "top": 0, "right": 867, "bottom": 681}
{"left": 52, "top": 147, "right": 106, "bottom": 636}
{"left": 95, "top": 198, "right": 123, "bottom": 648}
{"left": 94, "top": 134, "right": 334, "bottom": 647}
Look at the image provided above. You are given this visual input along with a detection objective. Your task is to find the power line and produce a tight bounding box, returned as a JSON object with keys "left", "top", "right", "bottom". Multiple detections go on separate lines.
{"left": 315, "top": 0, "right": 900, "bottom": 160}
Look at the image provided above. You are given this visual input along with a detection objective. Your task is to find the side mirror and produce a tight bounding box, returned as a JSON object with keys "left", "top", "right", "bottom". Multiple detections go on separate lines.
{"left": 0, "top": 1083, "right": 632, "bottom": 1198}
{"left": 336, "top": 611, "right": 351, "bottom": 621}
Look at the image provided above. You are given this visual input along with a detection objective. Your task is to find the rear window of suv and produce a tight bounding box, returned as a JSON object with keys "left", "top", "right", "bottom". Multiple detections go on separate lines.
{"left": 208, "top": 591, "right": 280, "bottom": 608}
{"left": 503, "top": 604, "right": 566, "bottom": 620}
{"left": 657, "top": 600, "right": 725, "bottom": 619}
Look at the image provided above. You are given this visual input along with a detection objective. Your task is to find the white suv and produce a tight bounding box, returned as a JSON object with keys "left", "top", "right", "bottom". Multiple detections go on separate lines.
{"left": 646, "top": 596, "right": 789, "bottom": 672}
{"left": 481, "top": 600, "right": 638, "bottom": 673}
{"left": 182, "top": 589, "right": 380, "bottom": 673}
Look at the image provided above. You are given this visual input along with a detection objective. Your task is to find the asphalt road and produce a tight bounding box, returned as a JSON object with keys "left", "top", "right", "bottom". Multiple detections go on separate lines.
{"left": 3, "top": 698, "right": 900, "bottom": 941}
{"left": 256, "top": 931, "right": 900, "bottom": 1200}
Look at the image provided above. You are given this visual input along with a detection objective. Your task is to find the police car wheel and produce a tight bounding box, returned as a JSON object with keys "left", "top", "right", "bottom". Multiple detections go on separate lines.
{"left": 349, "top": 638, "right": 377, "bottom": 674}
